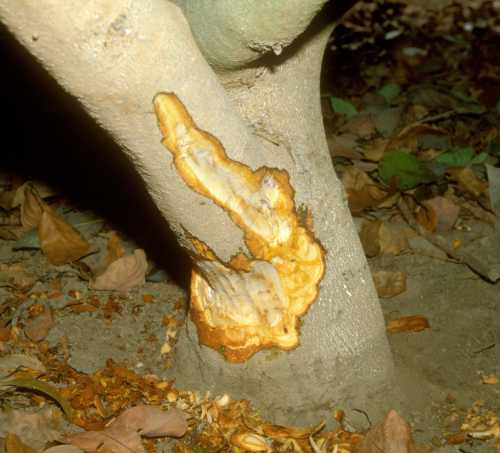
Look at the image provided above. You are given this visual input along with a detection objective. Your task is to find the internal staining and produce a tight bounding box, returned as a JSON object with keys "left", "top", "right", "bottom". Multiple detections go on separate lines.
{"left": 154, "top": 93, "right": 325, "bottom": 363}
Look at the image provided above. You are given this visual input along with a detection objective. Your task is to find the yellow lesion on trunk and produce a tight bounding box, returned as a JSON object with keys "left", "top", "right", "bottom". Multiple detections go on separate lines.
{"left": 154, "top": 92, "right": 325, "bottom": 363}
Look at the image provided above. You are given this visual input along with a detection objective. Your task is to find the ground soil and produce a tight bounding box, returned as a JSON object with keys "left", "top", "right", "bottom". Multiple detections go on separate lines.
{"left": 1, "top": 212, "right": 498, "bottom": 452}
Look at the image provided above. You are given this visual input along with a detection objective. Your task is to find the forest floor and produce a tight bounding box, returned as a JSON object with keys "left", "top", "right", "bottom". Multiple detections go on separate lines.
{"left": 0, "top": 1, "right": 499, "bottom": 453}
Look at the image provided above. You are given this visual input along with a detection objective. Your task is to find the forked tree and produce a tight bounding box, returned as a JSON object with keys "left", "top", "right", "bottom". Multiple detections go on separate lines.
{"left": 0, "top": 0, "right": 393, "bottom": 421}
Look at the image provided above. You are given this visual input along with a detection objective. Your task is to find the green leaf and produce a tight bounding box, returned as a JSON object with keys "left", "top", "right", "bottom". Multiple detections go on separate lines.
{"left": 451, "top": 89, "right": 476, "bottom": 103}
{"left": 330, "top": 97, "right": 358, "bottom": 118}
{"left": 471, "top": 152, "right": 488, "bottom": 165}
{"left": 435, "top": 147, "right": 477, "bottom": 167}
{"left": 377, "top": 83, "right": 401, "bottom": 103}
{"left": 379, "top": 151, "right": 433, "bottom": 190}
{"left": 487, "top": 138, "right": 500, "bottom": 156}
{"left": 0, "top": 378, "right": 73, "bottom": 419}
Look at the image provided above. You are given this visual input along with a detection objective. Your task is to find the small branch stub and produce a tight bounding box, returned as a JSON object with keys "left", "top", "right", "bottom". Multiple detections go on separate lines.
{"left": 153, "top": 93, "right": 325, "bottom": 362}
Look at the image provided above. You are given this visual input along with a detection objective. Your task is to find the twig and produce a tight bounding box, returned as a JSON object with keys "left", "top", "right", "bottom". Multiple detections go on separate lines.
{"left": 411, "top": 109, "right": 457, "bottom": 125}
{"left": 352, "top": 408, "right": 372, "bottom": 428}
{"left": 472, "top": 343, "right": 496, "bottom": 354}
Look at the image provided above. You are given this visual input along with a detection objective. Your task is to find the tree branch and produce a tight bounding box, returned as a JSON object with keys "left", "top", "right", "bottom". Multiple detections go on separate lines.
{"left": 0, "top": 0, "right": 265, "bottom": 261}
{"left": 176, "top": 0, "right": 329, "bottom": 68}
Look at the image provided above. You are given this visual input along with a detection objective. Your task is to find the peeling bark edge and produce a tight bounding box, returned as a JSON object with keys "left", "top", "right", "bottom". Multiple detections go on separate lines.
{"left": 154, "top": 92, "right": 325, "bottom": 362}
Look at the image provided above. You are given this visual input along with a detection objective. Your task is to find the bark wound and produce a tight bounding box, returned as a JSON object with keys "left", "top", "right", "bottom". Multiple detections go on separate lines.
{"left": 153, "top": 93, "right": 325, "bottom": 362}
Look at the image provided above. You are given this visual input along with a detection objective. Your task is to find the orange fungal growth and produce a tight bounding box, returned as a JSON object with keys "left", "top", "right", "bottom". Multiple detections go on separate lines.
{"left": 153, "top": 92, "right": 325, "bottom": 362}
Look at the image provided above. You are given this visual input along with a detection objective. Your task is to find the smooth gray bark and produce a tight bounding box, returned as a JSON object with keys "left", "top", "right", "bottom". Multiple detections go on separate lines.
{"left": 176, "top": 0, "right": 328, "bottom": 68}
{"left": 173, "top": 8, "right": 393, "bottom": 422}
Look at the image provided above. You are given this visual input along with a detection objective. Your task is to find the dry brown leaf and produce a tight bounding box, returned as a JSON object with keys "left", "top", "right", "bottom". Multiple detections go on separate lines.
{"left": 333, "top": 409, "right": 344, "bottom": 423}
{"left": 354, "top": 161, "right": 379, "bottom": 173}
{"left": 445, "top": 431, "right": 467, "bottom": 445}
{"left": 418, "top": 148, "right": 442, "bottom": 161}
{"left": 372, "top": 271, "right": 407, "bottom": 298}
{"left": 404, "top": 104, "right": 429, "bottom": 123}
{"left": 0, "top": 354, "right": 46, "bottom": 377}
{"left": 393, "top": 43, "right": 428, "bottom": 84}
{"left": 479, "top": 61, "right": 500, "bottom": 83}
{"left": 38, "top": 208, "right": 90, "bottom": 265}
{"left": 261, "top": 421, "right": 324, "bottom": 440}
{"left": 43, "top": 446, "right": 85, "bottom": 453}
{"left": 389, "top": 123, "right": 447, "bottom": 152}
{"left": 5, "top": 433, "right": 36, "bottom": 453}
{"left": 20, "top": 188, "right": 44, "bottom": 230}
{"left": 354, "top": 410, "right": 421, "bottom": 453}
{"left": 231, "top": 432, "right": 270, "bottom": 452}
{"left": 363, "top": 138, "right": 389, "bottom": 162}
{"left": 1, "top": 181, "right": 58, "bottom": 211}
{"left": 387, "top": 315, "right": 430, "bottom": 333}
{"left": 67, "top": 427, "right": 144, "bottom": 453}
{"left": 0, "top": 408, "right": 61, "bottom": 451}
{"left": 90, "top": 249, "right": 148, "bottom": 293}
{"left": 359, "top": 220, "right": 408, "bottom": 257}
{"left": 480, "top": 374, "right": 498, "bottom": 385}
{"left": 103, "top": 232, "right": 126, "bottom": 269}
{"left": 341, "top": 167, "right": 390, "bottom": 214}
{"left": 423, "top": 197, "right": 460, "bottom": 233}
{"left": 0, "top": 180, "right": 33, "bottom": 211}
{"left": 66, "top": 405, "right": 187, "bottom": 453}
{"left": 0, "top": 225, "right": 33, "bottom": 241}
{"left": 24, "top": 308, "right": 54, "bottom": 342}
{"left": 461, "top": 400, "right": 500, "bottom": 442}
{"left": 453, "top": 196, "right": 496, "bottom": 224}
{"left": 328, "top": 133, "right": 363, "bottom": 160}
{"left": 0, "top": 190, "right": 17, "bottom": 211}
{"left": 342, "top": 166, "right": 375, "bottom": 192}
{"left": 379, "top": 224, "right": 408, "bottom": 256}
{"left": 415, "top": 204, "right": 437, "bottom": 232}
{"left": 342, "top": 114, "right": 377, "bottom": 138}
{"left": 448, "top": 167, "right": 488, "bottom": 198}
{"left": 0, "top": 327, "right": 11, "bottom": 341}
{"left": 0, "top": 264, "right": 37, "bottom": 291}
{"left": 68, "top": 304, "right": 98, "bottom": 314}
{"left": 467, "top": 425, "right": 500, "bottom": 439}
{"left": 360, "top": 220, "right": 384, "bottom": 257}
{"left": 376, "top": 192, "right": 401, "bottom": 209}
{"left": 112, "top": 405, "right": 187, "bottom": 437}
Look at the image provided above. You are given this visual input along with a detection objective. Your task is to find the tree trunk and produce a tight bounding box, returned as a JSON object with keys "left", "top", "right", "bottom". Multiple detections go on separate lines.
{"left": 0, "top": 0, "right": 393, "bottom": 421}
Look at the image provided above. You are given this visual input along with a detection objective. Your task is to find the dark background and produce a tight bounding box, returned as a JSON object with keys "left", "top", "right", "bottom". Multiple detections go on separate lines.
{"left": 0, "top": 24, "right": 190, "bottom": 286}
